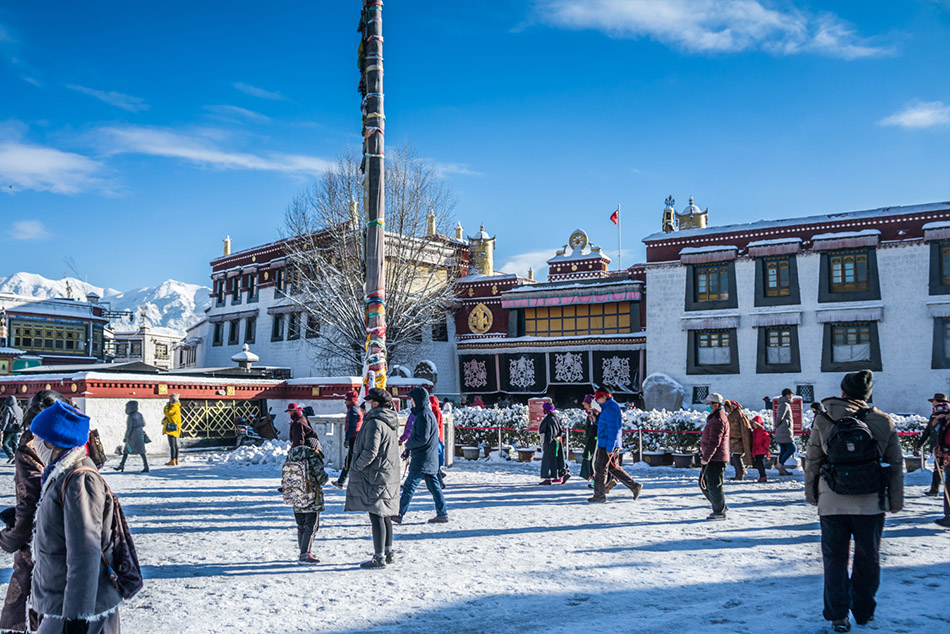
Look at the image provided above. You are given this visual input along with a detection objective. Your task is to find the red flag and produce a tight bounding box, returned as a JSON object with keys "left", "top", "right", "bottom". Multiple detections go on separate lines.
{"left": 609, "top": 207, "right": 619, "bottom": 225}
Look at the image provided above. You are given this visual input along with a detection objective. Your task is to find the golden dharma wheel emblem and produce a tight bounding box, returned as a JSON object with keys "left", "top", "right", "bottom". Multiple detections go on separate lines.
{"left": 491, "top": 284, "right": 498, "bottom": 295}
{"left": 571, "top": 264, "right": 578, "bottom": 271}
{"left": 468, "top": 303, "right": 493, "bottom": 334}
{"left": 468, "top": 287, "right": 474, "bottom": 297}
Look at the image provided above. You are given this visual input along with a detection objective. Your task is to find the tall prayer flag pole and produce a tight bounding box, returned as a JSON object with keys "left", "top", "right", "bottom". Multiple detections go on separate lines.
{"left": 617, "top": 203, "right": 622, "bottom": 271}
{"left": 359, "top": 1, "right": 387, "bottom": 394}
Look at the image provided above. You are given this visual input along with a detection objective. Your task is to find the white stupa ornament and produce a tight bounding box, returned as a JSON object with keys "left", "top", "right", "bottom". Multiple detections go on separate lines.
{"left": 231, "top": 344, "right": 260, "bottom": 370}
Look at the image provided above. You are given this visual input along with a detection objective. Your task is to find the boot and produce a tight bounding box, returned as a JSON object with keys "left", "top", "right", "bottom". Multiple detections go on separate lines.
{"left": 924, "top": 488, "right": 939, "bottom": 497}
{"left": 757, "top": 476, "right": 767, "bottom": 483}
{"left": 777, "top": 463, "right": 790, "bottom": 476}
{"left": 384, "top": 549, "right": 395, "bottom": 565}
{"left": 174, "top": 459, "right": 179, "bottom": 465}
{"left": 935, "top": 516, "right": 950, "bottom": 528}
{"left": 112, "top": 457, "right": 127, "bottom": 472}
{"left": 605, "top": 478, "right": 618, "bottom": 493}
{"left": 298, "top": 552, "right": 319, "bottom": 564}
{"left": 331, "top": 479, "right": 345, "bottom": 489}
{"left": 141, "top": 455, "right": 149, "bottom": 473}
{"left": 628, "top": 481, "right": 643, "bottom": 500}
{"left": 359, "top": 554, "right": 386, "bottom": 569}
{"left": 832, "top": 618, "right": 851, "bottom": 632}
{"left": 587, "top": 496, "right": 607, "bottom": 503}
{"left": 165, "top": 460, "right": 175, "bottom": 466}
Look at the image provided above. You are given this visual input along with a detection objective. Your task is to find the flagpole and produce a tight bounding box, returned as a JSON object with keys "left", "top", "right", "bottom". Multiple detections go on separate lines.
{"left": 617, "top": 204, "right": 622, "bottom": 271}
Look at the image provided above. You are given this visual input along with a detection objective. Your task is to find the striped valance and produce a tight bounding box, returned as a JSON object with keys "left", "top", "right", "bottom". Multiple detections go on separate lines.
{"left": 815, "top": 307, "right": 883, "bottom": 323}
{"left": 681, "top": 316, "right": 740, "bottom": 331}
{"left": 750, "top": 312, "right": 802, "bottom": 328}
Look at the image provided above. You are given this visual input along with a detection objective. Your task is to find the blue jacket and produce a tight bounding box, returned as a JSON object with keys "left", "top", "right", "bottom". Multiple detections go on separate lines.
{"left": 345, "top": 404, "right": 363, "bottom": 439}
{"left": 406, "top": 387, "right": 440, "bottom": 475}
{"left": 597, "top": 398, "right": 623, "bottom": 451}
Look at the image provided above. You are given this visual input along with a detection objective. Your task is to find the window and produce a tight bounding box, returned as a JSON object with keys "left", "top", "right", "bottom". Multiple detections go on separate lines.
{"left": 929, "top": 242, "right": 950, "bottom": 296}
{"left": 697, "top": 330, "right": 731, "bottom": 365}
{"left": 796, "top": 385, "right": 814, "bottom": 403}
{"left": 228, "top": 319, "right": 240, "bottom": 345}
{"left": 821, "top": 321, "right": 881, "bottom": 372}
{"left": 832, "top": 323, "right": 871, "bottom": 363}
{"left": 131, "top": 342, "right": 143, "bottom": 358}
{"left": 246, "top": 274, "right": 258, "bottom": 302}
{"left": 271, "top": 314, "right": 285, "bottom": 341}
{"left": 214, "top": 280, "right": 225, "bottom": 306}
{"left": 829, "top": 251, "right": 869, "bottom": 293}
{"left": 274, "top": 268, "right": 285, "bottom": 294}
{"left": 213, "top": 322, "right": 223, "bottom": 346}
{"left": 230, "top": 277, "right": 241, "bottom": 304}
{"left": 765, "top": 328, "right": 792, "bottom": 365}
{"left": 245, "top": 316, "right": 256, "bottom": 344}
{"left": 764, "top": 258, "right": 791, "bottom": 297}
{"left": 288, "top": 313, "right": 301, "bottom": 340}
{"left": 696, "top": 264, "right": 729, "bottom": 302}
{"left": 154, "top": 342, "right": 169, "bottom": 360}
{"left": 305, "top": 315, "right": 319, "bottom": 339}
{"left": 942, "top": 244, "right": 950, "bottom": 286}
{"left": 692, "top": 386, "right": 709, "bottom": 404}
{"left": 11, "top": 322, "right": 88, "bottom": 355}
{"left": 525, "top": 302, "right": 633, "bottom": 337}
{"left": 688, "top": 328, "right": 739, "bottom": 374}
{"left": 432, "top": 319, "right": 448, "bottom": 342}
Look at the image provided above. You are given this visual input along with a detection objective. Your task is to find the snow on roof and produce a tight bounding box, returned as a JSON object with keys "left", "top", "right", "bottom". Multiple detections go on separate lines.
{"left": 0, "top": 372, "right": 280, "bottom": 386}
{"left": 679, "top": 245, "right": 739, "bottom": 254}
{"left": 923, "top": 221, "right": 950, "bottom": 231}
{"left": 547, "top": 251, "right": 610, "bottom": 263}
{"left": 747, "top": 237, "right": 803, "bottom": 248}
{"left": 459, "top": 273, "right": 520, "bottom": 283}
{"left": 503, "top": 277, "right": 640, "bottom": 294}
{"left": 111, "top": 326, "right": 185, "bottom": 338}
{"left": 0, "top": 347, "right": 25, "bottom": 356}
{"left": 643, "top": 201, "right": 950, "bottom": 243}
{"left": 811, "top": 229, "right": 881, "bottom": 241}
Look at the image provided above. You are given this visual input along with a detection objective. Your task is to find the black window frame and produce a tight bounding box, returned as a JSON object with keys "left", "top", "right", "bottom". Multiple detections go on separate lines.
{"left": 305, "top": 314, "right": 319, "bottom": 339}
{"left": 687, "top": 327, "right": 740, "bottom": 375}
{"left": 754, "top": 255, "right": 801, "bottom": 307}
{"left": 271, "top": 314, "right": 285, "bottom": 342}
{"left": 227, "top": 319, "right": 240, "bottom": 345}
{"left": 214, "top": 280, "right": 225, "bottom": 307}
{"left": 820, "top": 321, "right": 882, "bottom": 372}
{"left": 246, "top": 274, "right": 258, "bottom": 303}
{"left": 212, "top": 322, "right": 223, "bottom": 346}
{"left": 230, "top": 277, "right": 242, "bottom": 305}
{"left": 929, "top": 241, "right": 950, "bottom": 296}
{"left": 818, "top": 248, "right": 881, "bottom": 303}
{"left": 685, "top": 261, "right": 738, "bottom": 311}
{"left": 432, "top": 318, "right": 448, "bottom": 342}
{"left": 287, "top": 313, "right": 301, "bottom": 340}
{"left": 274, "top": 268, "right": 285, "bottom": 296}
{"left": 244, "top": 316, "right": 256, "bottom": 344}
{"left": 932, "top": 318, "right": 950, "bottom": 369}
{"left": 756, "top": 325, "right": 802, "bottom": 374}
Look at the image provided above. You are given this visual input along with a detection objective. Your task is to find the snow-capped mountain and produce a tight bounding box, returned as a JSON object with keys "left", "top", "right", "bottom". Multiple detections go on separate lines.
{"left": 0, "top": 272, "right": 210, "bottom": 335}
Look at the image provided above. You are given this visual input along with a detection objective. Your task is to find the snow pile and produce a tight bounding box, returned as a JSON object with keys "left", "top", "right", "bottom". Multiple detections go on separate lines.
{"left": 200, "top": 440, "right": 290, "bottom": 466}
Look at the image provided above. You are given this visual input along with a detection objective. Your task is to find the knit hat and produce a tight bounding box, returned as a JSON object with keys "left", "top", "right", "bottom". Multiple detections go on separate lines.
{"left": 840, "top": 370, "right": 873, "bottom": 401}
{"left": 30, "top": 400, "right": 90, "bottom": 449}
{"left": 365, "top": 387, "right": 393, "bottom": 407}
{"left": 582, "top": 394, "right": 595, "bottom": 405}
{"left": 345, "top": 390, "right": 359, "bottom": 402}
{"left": 542, "top": 402, "right": 555, "bottom": 413}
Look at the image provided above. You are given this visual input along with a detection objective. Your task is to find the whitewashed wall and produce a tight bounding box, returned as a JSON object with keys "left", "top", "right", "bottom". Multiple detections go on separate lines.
{"left": 78, "top": 397, "right": 169, "bottom": 456}
{"left": 646, "top": 242, "right": 942, "bottom": 415}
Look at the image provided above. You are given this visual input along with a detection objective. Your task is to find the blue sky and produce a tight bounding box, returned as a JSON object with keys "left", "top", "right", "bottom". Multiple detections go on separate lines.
{"left": 1, "top": 0, "right": 948, "bottom": 289}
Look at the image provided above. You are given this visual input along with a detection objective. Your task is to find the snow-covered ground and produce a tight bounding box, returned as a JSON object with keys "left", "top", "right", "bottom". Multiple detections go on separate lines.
{"left": 1, "top": 454, "right": 947, "bottom": 633}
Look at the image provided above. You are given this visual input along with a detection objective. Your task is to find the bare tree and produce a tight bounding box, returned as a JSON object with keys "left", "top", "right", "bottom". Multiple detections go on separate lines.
{"left": 282, "top": 144, "right": 463, "bottom": 374}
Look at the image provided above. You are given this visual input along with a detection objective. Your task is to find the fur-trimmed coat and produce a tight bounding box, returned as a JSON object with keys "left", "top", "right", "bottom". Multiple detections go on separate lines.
{"left": 31, "top": 447, "right": 123, "bottom": 622}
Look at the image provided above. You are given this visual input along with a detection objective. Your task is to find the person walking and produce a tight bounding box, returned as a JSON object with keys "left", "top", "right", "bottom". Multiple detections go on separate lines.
{"left": 580, "top": 394, "right": 600, "bottom": 484}
{"left": 538, "top": 402, "right": 569, "bottom": 485}
{"left": 1, "top": 396, "right": 23, "bottom": 463}
{"left": 749, "top": 415, "right": 771, "bottom": 483}
{"left": 332, "top": 390, "right": 363, "bottom": 488}
{"left": 0, "top": 390, "right": 65, "bottom": 634}
{"left": 774, "top": 388, "right": 796, "bottom": 476}
{"left": 282, "top": 415, "right": 328, "bottom": 564}
{"left": 162, "top": 393, "right": 182, "bottom": 466}
{"left": 725, "top": 401, "right": 753, "bottom": 481}
{"left": 917, "top": 393, "right": 948, "bottom": 497}
{"left": 588, "top": 390, "right": 642, "bottom": 503}
{"left": 344, "top": 388, "right": 401, "bottom": 569}
{"left": 113, "top": 400, "right": 148, "bottom": 473}
{"left": 926, "top": 398, "right": 950, "bottom": 528}
{"left": 30, "top": 400, "right": 124, "bottom": 633}
{"left": 395, "top": 387, "right": 448, "bottom": 524}
{"left": 804, "top": 370, "right": 904, "bottom": 632}
{"left": 700, "top": 393, "right": 730, "bottom": 521}
{"left": 429, "top": 394, "right": 447, "bottom": 488}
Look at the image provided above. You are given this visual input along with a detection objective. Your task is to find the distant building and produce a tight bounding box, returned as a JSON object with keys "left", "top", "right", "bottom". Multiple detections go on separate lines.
{"left": 107, "top": 325, "right": 183, "bottom": 370}
{"left": 642, "top": 199, "right": 950, "bottom": 414}
{"left": 0, "top": 292, "right": 109, "bottom": 367}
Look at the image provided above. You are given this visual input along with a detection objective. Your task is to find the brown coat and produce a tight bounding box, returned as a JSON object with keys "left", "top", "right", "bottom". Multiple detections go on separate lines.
{"left": 804, "top": 397, "right": 904, "bottom": 515}
{"left": 727, "top": 407, "right": 754, "bottom": 465}
{"left": 0, "top": 431, "right": 44, "bottom": 632}
{"left": 700, "top": 409, "right": 730, "bottom": 463}
{"left": 32, "top": 447, "right": 123, "bottom": 621}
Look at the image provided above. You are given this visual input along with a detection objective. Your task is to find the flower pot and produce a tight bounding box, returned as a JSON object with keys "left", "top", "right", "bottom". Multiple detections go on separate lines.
{"left": 516, "top": 448, "right": 536, "bottom": 463}
{"left": 454, "top": 445, "right": 464, "bottom": 458}
{"left": 904, "top": 455, "right": 922, "bottom": 473}
{"left": 628, "top": 449, "right": 642, "bottom": 463}
{"left": 672, "top": 452, "right": 696, "bottom": 469}
{"left": 462, "top": 446, "right": 481, "bottom": 461}
{"left": 642, "top": 451, "right": 673, "bottom": 467}
{"left": 483, "top": 445, "right": 494, "bottom": 458}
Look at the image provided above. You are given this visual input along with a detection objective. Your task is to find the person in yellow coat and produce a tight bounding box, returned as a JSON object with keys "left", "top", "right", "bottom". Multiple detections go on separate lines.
{"left": 162, "top": 393, "right": 182, "bottom": 466}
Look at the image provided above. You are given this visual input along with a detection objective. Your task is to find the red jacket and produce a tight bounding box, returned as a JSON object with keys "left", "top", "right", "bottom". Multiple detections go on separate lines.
{"left": 750, "top": 422, "right": 771, "bottom": 457}
{"left": 429, "top": 395, "right": 444, "bottom": 443}
{"left": 700, "top": 409, "right": 730, "bottom": 463}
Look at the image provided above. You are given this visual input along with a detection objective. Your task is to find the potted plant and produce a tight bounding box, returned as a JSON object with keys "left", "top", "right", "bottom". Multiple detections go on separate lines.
{"left": 516, "top": 446, "right": 536, "bottom": 462}
{"left": 462, "top": 446, "right": 481, "bottom": 461}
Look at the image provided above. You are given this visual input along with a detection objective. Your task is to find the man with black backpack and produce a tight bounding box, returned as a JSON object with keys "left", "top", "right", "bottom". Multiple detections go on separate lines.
{"left": 804, "top": 370, "right": 903, "bottom": 633}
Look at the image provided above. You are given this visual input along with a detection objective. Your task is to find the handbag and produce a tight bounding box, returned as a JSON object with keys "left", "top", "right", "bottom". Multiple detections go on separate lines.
{"left": 143, "top": 432, "right": 152, "bottom": 444}
{"left": 164, "top": 421, "right": 178, "bottom": 433}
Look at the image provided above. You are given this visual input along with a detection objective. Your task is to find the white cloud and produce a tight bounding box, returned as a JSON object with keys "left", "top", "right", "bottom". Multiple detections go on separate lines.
{"left": 234, "top": 82, "right": 288, "bottom": 101}
{"left": 96, "top": 125, "right": 331, "bottom": 175}
{"left": 203, "top": 105, "right": 270, "bottom": 121}
{"left": 499, "top": 250, "right": 552, "bottom": 279}
{"left": 432, "top": 161, "right": 484, "bottom": 177}
{"left": 8, "top": 220, "right": 51, "bottom": 241}
{"left": 65, "top": 84, "right": 149, "bottom": 112}
{"left": 878, "top": 101, "right": 950, "bottom": 130}
{"left": 0, "top": 134, "right": 108, "bottom": 195}
{"left": 538, "top": 0, "right": 890, "bottom": 59}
